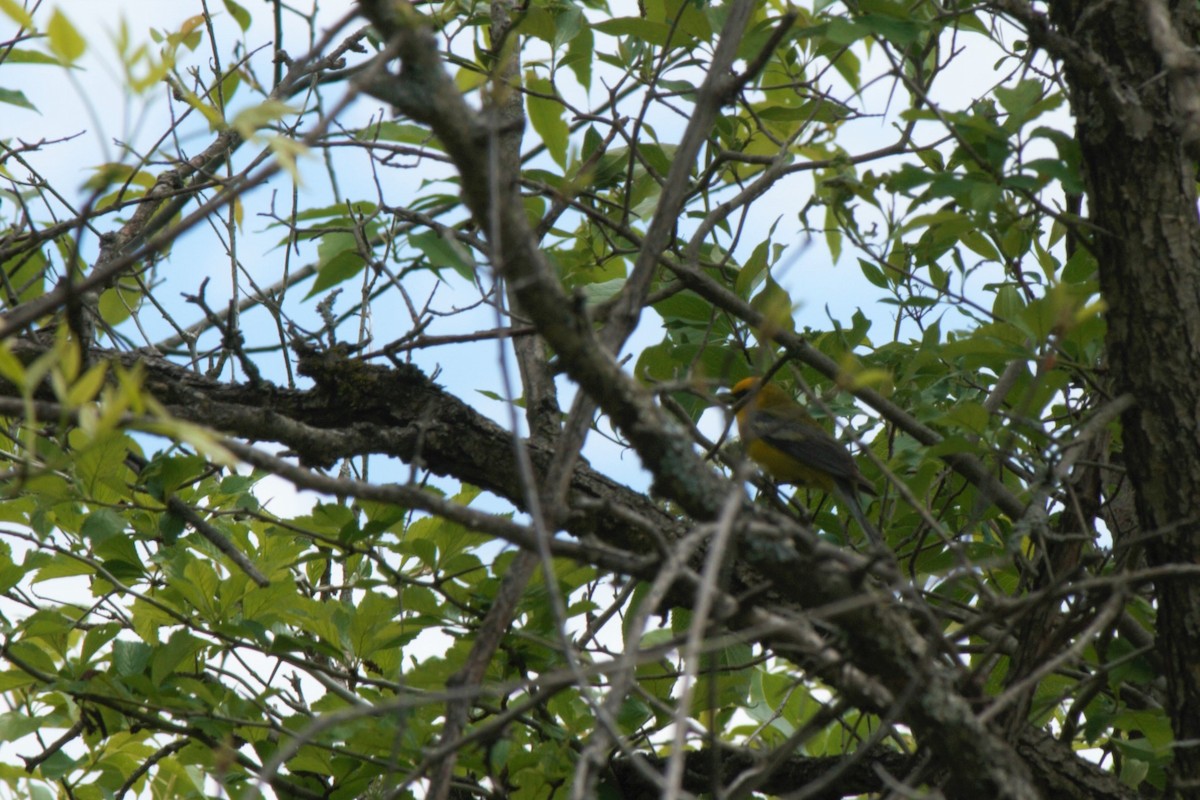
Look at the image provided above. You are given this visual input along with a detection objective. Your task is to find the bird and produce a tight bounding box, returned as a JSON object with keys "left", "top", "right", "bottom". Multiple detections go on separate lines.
{"left": 721, "top": 376, "right": 882, "bottom": 546}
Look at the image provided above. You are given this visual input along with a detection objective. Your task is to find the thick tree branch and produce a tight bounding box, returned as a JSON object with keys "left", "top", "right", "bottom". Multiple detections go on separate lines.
{"left": 3, "top": 337, "right": 680, "bottom": 556}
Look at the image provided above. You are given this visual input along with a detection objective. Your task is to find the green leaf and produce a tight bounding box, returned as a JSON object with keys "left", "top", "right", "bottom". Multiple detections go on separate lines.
{"left": 410, "top": 229, "right": 477, "bottom": 283}
{"left": 993, "top": 284, "right": 1024, "bottom": 320}
{"left": 1061, "top": 247, "right": 1098, "bottom": 284}
{"left": 1, "top": 247, "right": 46, "bottom": 303}
{"left": 1023, "top": 158, "right": 1080, "bottom": 191}
{"left": 307, "top": 231, "right": 366, "bottom": 297}
{"left": 858, "top": 258, "right": 888, "bottom": 289}
{"left": 113, "top": 639, "right": 153, "bottom": 676}
{"left": 0, "top": 671, "right": 38, "bottom": 692}
{"left": 995, "top": 79, "right": 1042, "bottom": 124}
{"left": 943, "top": 401, "right": 989, "bottom": 435}
{"left": 359, "top": 121, "right": 434, "bottom": 145}
{"left": 526, "top": 73, "right": 569, "bottom": 168}
{"left": 152, "top": 630, "right": 205, "bottom": 685}
{"left": 517, "top": 4, "right": 557, "bottom": 43}
{"left": 231, "top": 99, "right": 297, "bottom": 139}
{"left": 38, "top": 751, "right": 81, "bottom": 781}
{"left": 66, "top": 361, "right": 109, "bottom": 406}
{"left": 98, "top": 278, "right": 143, "bottom": 325}
{"left": 80, "top": 623, "right": 122, "bottom": 665}
{"left": 855, "top": 13, "right": 923, "bottom": 47}
{"left": 0, "top": 48, "right": 61, "bottom": 65}
{"left": 175, "top": 83, "right": 226, "bottom": 130}
{"left": 580, "top": 277, "right": 625, "bottom": 304}
{"left": 140, "top": 453, "right": 208, "bottom": 499}
{"left": 887, "top": 163, "right": 934, "bottom": 193}
{"left": 81, "top": 509, "right": 126, "bottom": 543}
{"left": 0, "top": 712, "right": 42, "bottom": 743}
{"left": 223, "top": 0, "right": 251, "bottom": 31}
{"left": 47, "top": 9, "right": 86, "bottom": 63}
{"left": 825, "top": 206, "right": 843, "bottom": 263}
{"left": 0, "top": 87, "right": 37, "bottom": 112}
{"left": 961, "top": 230, "right": 1000, "bottom": 262}
{"left": 592, "top": 18, "right": 673, "bottom": 46}
{"left": 749, "top": 278, "right": 796, "bottom": 335}
{"left": 692, "top": 642, "right": 755, "bottom": 714}
{"left": 33, "top": 553, "right": 95, "bottom": 583}
{"left": 563, "top": 20, "right": 594, "bottom": 89}
{"left": 735, "top": 240, "right": 771, "bottom": 298}
{"left": 815, "top": 18, "right": 866, "bottom": 46}
{"left": 71, "top": 430, "right": 135, "bottom": 505}
{"left": 288, "top": 745, "right": 334, "bottom": 776}
{"left": 0, "top": 0, "right": 34, "bottom": 27}
{"left": 291, "top": 202, "right": 379, "bottom": 222}
{"left": 264, "top": 136, "right": 303, "bottom": 184}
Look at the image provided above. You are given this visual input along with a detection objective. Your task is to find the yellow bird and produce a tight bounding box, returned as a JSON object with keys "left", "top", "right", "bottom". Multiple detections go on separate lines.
{"left": 722, "top": 377, "right": 882, "bottom": 546}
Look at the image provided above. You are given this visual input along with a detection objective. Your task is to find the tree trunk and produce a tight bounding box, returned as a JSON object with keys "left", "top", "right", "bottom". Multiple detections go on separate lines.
{"left": 1050, "top": 1, "right": 1200, "bottom": 792}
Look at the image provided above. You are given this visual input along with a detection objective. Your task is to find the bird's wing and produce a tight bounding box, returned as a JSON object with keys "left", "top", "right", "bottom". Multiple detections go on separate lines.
{"left": 745, "top": 408, "right": 859, "bottom": 481}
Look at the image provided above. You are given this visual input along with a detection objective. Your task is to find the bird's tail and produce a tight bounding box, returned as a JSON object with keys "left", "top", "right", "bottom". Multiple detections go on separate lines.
{"left": 833, "top": 482, "right": 884, "bottom": 549}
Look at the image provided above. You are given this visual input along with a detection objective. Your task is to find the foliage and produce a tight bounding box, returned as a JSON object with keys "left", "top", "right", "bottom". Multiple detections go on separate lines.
{"left": 0, "top": 0, "right": 1187, "bottom": 798}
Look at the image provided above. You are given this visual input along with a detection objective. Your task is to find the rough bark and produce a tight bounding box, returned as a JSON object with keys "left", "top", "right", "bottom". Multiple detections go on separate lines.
{"left": 1046, "top": 0, "right": 1200, "bottom": 792}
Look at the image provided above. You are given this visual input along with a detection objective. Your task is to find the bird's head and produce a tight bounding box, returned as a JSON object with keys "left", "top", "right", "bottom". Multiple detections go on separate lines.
{"left": 721, "top": 377, "right": 792, "bottom": 409}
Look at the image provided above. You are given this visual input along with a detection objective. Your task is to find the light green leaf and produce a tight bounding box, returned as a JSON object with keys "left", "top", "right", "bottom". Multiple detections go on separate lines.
{"left": 223, "top": 0, "right": 251, "bottom": 30}
{"left": 47, "top": 9, "right": 86, "bottom": 63}
{"left": 0, "top": 0, "right": 32, "bottom": 26}
{"left": 267, "top": 134, "right": 308, "bottom": 183}
{"left": 526, "top": 73, "right": 569, "bottom": 168}
{"left": 231, "top": 100, "right": 297, "bottom": 138}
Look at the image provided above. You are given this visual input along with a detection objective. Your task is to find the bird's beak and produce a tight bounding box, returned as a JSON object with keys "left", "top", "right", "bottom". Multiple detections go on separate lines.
{"left": 717, "top": 389, "right": 751, "bottom": 411}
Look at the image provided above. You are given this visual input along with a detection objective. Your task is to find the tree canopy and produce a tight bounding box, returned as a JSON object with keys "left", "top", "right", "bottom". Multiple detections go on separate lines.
{"left": 2, "top": 0, "right": 1199, "bottom": 798}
